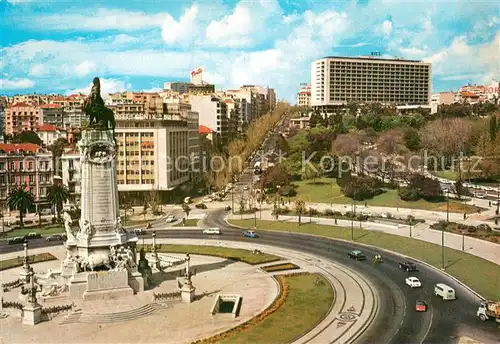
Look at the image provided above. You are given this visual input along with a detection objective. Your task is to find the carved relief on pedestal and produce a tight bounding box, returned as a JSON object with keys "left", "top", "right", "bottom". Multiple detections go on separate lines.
{"left": 86, "top": 141, "right": 116, "bottom": 165}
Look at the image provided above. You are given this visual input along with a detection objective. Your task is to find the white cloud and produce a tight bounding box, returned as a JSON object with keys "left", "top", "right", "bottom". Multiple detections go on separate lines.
{"left": 65, "top": 78, "right": 130, "bottom": 97}
{"left": 382, "top": 20, "right": 393, "bottom": 36}
{"left": 0, "top": 78, "right": 35, "bottom": 89}
{"left": 75, "top": 61, "right": 96, "bottom": 77}
{"left": 17, "top": 8, "right": 166, "bottom": 31}
{"left": 440, "top": 74, "right": 485, "bottom": 81}
{"left": 205, "top": 0, "right": 281, "bottom": 48}
{"left": 203, "top": 71, "right": 225, "bottom": 85}
{"left": 161, "top": 5, "right": 199, "bottom": 45}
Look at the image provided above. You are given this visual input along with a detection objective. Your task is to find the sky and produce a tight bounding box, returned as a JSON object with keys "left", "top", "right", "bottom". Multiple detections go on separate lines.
{"left": 0, "top": 0, "right": 499, "bottom": 102}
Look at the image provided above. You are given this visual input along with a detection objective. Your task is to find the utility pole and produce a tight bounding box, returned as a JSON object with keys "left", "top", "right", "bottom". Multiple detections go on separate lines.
{"left": 462, "top": 230, "right": 465, "bottom": 251}
{"left": 351, "top": 202, "right": 354, "bottom": 241}
{"left": 446, "top": 190, "right": 450, "bottom": 223}
{"left": 496, "top": 181, "right": 499, "bottom": 215}
{"left": 409, "top": 219, "right": 413, "bottom": 238}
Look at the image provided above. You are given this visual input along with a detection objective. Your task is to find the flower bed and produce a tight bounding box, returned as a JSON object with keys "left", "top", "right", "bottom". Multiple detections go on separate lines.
{"left": 0, "top": 253, "right": 57, "bottom": 271}
{"left": 430, "top": 221, "right": 500, "bottom": 243}
{"left": 262, "top": 263, "right": 300, "bottom": 273}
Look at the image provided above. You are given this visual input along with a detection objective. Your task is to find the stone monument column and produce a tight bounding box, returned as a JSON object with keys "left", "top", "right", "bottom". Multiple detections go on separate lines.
{"left": 76, "top": 128, "right": 126, "bottom": 256}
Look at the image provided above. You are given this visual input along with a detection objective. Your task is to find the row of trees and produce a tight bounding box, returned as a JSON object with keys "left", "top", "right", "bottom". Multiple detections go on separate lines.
{"left": 7, "top": 183, "right": 70, "bottom": 227}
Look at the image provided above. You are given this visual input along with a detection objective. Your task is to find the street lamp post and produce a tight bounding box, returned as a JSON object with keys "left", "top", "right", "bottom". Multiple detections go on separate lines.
{"left": 351, "top": 201, "right": 355, "bottom": 242}
{"left": 461, "top": 230, "right": 465, "bottom": 251}
{"left": 446, "top": 190, "right": 450, "bottom": 223}
{"left": 496, "top": 181, "right": 500, "bottom": 216}
{"left": 409, "top": 219, "right": 413, "bottom": 238}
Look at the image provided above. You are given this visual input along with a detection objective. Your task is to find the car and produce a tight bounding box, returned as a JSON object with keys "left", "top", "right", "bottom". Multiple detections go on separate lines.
{"left": 415, "top": 300, "right": 428, "bottom": 312}
{"left": 203, "top": 228, "right": 221, "bottom": 235}
{"left": 46, "top": 235, "right": 65, "bottom": 242}
{"left": 348, "top": 250, "right": 366, "bottom": 260}
{"left": 134, "top": 228, "right": 146, "bottom": 235}
{"left": 25, "top": 232, "right": 42, "bottom": 239}
{"left": 243, "top": 186, "right": 249, "bottom": 191}
{"left": 243, "top": 230, "right": 258, "bottom": 238}
{"left": 492, "top": 200, "right": 500, "bottom": 206}
{"left": 475, "top": 194, "right": 486, "bottom": 199}
{"left": 8, "top": 237, "right": 25, "bottom": 245}
{"left": 165, "top": 215, "right": 177, "bottom": 223}
{"left": 225, "top": 205, "right": 231, "bottom": 211}
{"left": 195, "top": 203, "right": 207, "bottom": 209}
{"left": 405, "top": 276, "right": 422, "bottom": 288}
{"left": 399, "top": 261, "right": 418, "bottom": 272}
{"left": 202, "top": 198, "right": 212, "bottom": 203}
{"left": 40, "top": 209, "right": 52, "bottom": 215}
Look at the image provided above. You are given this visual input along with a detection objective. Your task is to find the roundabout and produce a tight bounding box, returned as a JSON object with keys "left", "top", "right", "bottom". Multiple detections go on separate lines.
{"left": 1, "top": 209, "right": 498, "bottom": 343}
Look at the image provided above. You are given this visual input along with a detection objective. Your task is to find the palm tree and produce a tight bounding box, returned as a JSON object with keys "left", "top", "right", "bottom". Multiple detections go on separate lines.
{"left": 46, "top": 184, "right": 70, "bottom": 221}
{"left": 7, "top": 185, "right": 35, "bottom": 227}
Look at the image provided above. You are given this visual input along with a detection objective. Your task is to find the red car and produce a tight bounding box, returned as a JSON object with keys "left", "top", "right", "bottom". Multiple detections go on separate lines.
{"left": 415, "top": 301, "right": 427, "bottom": 312}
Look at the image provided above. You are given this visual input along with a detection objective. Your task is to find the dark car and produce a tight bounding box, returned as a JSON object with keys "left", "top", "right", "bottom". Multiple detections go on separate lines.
{"left": 348, "top": 250, "right": 367, "bottom": 260}
{"left": 415, "top": 300, "right": 427, "bottom": 312}
{"left": 8, "top": 237, "right": 25, "bottom": 245}
{"left": 225, "top": 205, "right": 231, "bottom": 211}
{"left": 24, "top": 232, "right": 42, "bottom": 240}
{"left": 46, "top": 235, "right": 65, "bottom": 242}
{"left": 195, "top": 203, "right": 207, "bottom": 209}
{"left": 399, "top": 261, "right": 418, "bottom": 272}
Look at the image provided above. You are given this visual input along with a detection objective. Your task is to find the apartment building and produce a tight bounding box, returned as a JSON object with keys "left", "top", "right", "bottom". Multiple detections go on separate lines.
{"left": 63, "top": 106, "right": 85, "bottom": 129}
{"left": 108, "top": 92, "right": 163, "bottom": 119}
{"left": 12, "top": 94, "right": 49, "bottom": 106}
{"left": 311, "top": 56, "right": 432, "bottom": 111}
{"left": 189, "top": 95, "right": 228, "bottom": 143}
{"left": 60, "top": 147, "right": 81, "bottom": 204}
{"left": 5, "top": 103, "right": 41, "bottom": 135}
{"left": 0, "top": 143, "right": 53, "bottom": 212}
{"left": 36, "top": 124, "right": 66, "bottom": 146}
{"left": 296, "top": 84, "right": 311, "bottom": 106}
{"left": 164, "top": 82, "right": 190, "bottom": 94}
{"left": 0, "top": 105, "right": 4, "bottom": 134}
{"left": 107, "top": 102, "right": 145, "bottom": 120}
{"left": 163, "top": 81, "right": 215, "bottom": 95}
{"left": 430, "top": 92, "right": 456, "bottom": 114}
{"left": 40, "top": 104, "right": 64, "bottom": 127}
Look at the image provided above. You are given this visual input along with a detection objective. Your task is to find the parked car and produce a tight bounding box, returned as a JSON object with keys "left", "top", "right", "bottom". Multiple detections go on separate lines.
{"left": 134, "top": 228, "right": 146, "bottom": 235}
{"left": 165, "top": 215, "right": 176, "bottom": 223}
{"left": 399, "top": 261, "right": 418, "bottom": 272}
{"left": 8, "top": 237, "right": 25, "bottom": 245}
{"left": 475, "top": 194, "right": 486, "bottom": 199}
{"left": 405, "top": 277, "right": 422, "bottom": 288}
{"left": 243, "top": 230, "right": 258, "bottom": 238}
{"left": 348, "top": 250, "right": 366, "bottom": 260}
{"left": 225, "top": 205, "right": 231, "bottom": 211}
{"left": 415, "top": 300, "right": 428, "bottom": 312}
{"left": 195, "top": 203, "right": 207, "bottom": 209}
{"left": 25, "top": 232, "right": 42, "bottom": 239}
{"left": 46, "top": 235, "right": 65, "bottom": 242}
{"left": 202, "top": 228, "right": 221, "bottom": 235}
{"left": 40, "top": 209, "right": 52, "bottom": 215}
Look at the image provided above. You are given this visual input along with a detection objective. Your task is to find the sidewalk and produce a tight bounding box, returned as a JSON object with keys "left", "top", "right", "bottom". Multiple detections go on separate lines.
{"left": 230, "top": 210, "right": 500, "bottom": 265}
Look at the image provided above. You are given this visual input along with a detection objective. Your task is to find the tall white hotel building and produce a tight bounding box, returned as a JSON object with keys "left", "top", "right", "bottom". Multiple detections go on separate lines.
{"left": 310, "top": 56, "right": 432, "bottom": 112}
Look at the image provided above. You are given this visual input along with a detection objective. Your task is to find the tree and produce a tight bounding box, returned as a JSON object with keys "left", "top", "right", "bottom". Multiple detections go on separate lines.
{"left": 403, "top": 128, "right": 421, "bottom": 151}
{"left": 454, "top": 179, "right": 466, "bottom": 200}
{"left": 46, "top": 184, "right": 70, "bottom": 221}
{"left": 331, "top": 133, "right": 361, "bottom": 169}
{"left": 7, "top": 185, "right": 35, "bottom": 227}
{"left": 11, "top": 131, "right": 42, "bottom": 145}
{"left": 260, "top": 165, "right": 290, "bottom": 191}
{"left": 119, "top": 193, "right": 133, "bottom": 221}
{"left": 340, "top": 176, "right": 383, "bottom": 201}
{"left": 48, "top": 137, "right": 69, "bottom": 176}
{"left": 238, "top": 196, "right": 246, "bottom": 217}
{"left": 294, "top": 199, "right": 306, "bottom": 226}
{"left": 301, "top": 163, "right": 321, "bottom": 182}
{"left": 407, "top": 174, "right": 441, "bottom": 201}
{"left": 489, "top": 114, "right": 498, "bottom": 141}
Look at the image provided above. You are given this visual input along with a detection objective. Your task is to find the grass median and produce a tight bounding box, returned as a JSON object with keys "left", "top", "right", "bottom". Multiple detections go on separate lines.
{"left": 0, "top": 252, "right": 57, "bottom": 271}
{"left": 194, "top": 273, "right": 334, "bottom": 344}
{"left": 291, "top": 178, "right": 481, "bottom": 214}
{"left": 230, "top": 219, "right": 500, "bottom": 300}
{"left": 1, "top": 225, "right": 64, "bottom": 239}
{"left": 173, "top": 219, "right": 199, "bottom": 227}
{"left": 137, "top": 244, "right": 281, "bottom": 265}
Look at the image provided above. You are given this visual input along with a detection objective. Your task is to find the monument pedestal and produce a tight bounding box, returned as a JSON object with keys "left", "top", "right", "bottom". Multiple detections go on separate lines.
{"left": 181, "top": 283, "right": 196, "bottom": 303}
{"left": 128, "top": 271, "right": 145, "bottom": 294}
{"left": 23, "top": 304, "right": 42, "bottom": 325}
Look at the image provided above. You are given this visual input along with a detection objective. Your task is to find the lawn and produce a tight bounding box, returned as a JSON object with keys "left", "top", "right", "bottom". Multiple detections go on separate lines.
{"left": 230, "top": 219, "right": 500, "bottom": 300}
{"left": 137, "top": 244, "right": 281, "bottom": 265}
{"left": 173, "top": 219, "right": 199, "bottom": 227}
{"left": 198, "top": 273, "right": 334, "bottom": 344}
{"left": 1, "top": 225, "right": 64, "bottom": 239}
{"left": 433, "top": 170, "right": 459, "bottom": 181}
{"left": 291, "top": 178, "right": 480, "bottom": 214}
{"left": 262, "top": 263, "right": 301, "bottom": 273}
{"left": 0, "top": 253, "right": 58, "bottom": 271}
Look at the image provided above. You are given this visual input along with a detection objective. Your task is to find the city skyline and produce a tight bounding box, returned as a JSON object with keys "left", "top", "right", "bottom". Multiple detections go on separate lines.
{"left": 0, "top": 0, "right": 499, "bottom": 101}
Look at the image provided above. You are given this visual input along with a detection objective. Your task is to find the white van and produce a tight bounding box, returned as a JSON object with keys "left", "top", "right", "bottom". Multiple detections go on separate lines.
{"left": 434, "top": 283, "right": 456, "bottom": 300}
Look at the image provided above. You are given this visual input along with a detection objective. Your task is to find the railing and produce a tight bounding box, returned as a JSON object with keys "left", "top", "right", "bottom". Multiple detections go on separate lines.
{"left": 41, "top": 304, "right": 73, "bottom": 315}
{"left": 1, "top": 278, "right": 23, "bottom": 291}
{"left": 1, "top": 300, "right": 23, "bottom": 310}
{"left": 152, "top": 291, "right": 181, "bottom": 301}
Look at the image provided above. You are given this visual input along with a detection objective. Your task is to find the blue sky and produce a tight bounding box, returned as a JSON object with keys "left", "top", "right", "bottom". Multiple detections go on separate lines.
{"left": 0, "top": 0, "right": 498, "bottom": 102}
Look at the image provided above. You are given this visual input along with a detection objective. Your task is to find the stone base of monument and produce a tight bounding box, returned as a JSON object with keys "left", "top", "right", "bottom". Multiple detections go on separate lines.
{"left": 23, "top": 304, "right": 42, "bottom": 325}
{"left": 69, "top": 270, "right": 142, "bottom": 301}
{"left": 181, "top": 283, "right": 195, "bottom": 303}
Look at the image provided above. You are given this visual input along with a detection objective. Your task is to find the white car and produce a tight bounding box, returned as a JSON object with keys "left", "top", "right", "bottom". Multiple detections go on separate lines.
{"left": 405, "top": 277, "right": 422, "bottom": 288}
{"left": 243, "top": 186, "right": 249, "bottom": 191}
{"left": 202, "top": 198, "right": 213, "bottom": 203}
{"left": 202, "top": 228, "right": 221, "bottom": 235}
{"left": 165, "top": 215, "right": 176, "bottom": 223}
{"left": 492, "top": 200, "right": 500, "bottom": 206}
{"left": 475, "top": 194, "right": 486, "bottom": 199}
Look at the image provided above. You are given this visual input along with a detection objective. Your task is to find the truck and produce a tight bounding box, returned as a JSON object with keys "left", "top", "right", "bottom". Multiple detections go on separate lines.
{"left": 477, "top": 301, "right": 500, "bottom": 323}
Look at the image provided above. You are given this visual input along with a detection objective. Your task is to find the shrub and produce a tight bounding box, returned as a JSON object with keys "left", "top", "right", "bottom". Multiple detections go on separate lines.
{"left": 323, "top": 209, "right": 335, "bottom": 217}
{"left": 398, "top": 187, "right": 420, "bottom": 201}
{"left": 308, "top": 208, "right": 319, "bottom": 216}
{"left": 332, "top": 211, "right": 343, "bottom": 218}
{"left": 51, "top": 218, "right": 57, "bottom": 224}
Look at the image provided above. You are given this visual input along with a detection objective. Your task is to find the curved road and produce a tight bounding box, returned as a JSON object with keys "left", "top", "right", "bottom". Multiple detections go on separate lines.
{"left": 1, "top": 210, "right": 498, "bottom": 343}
